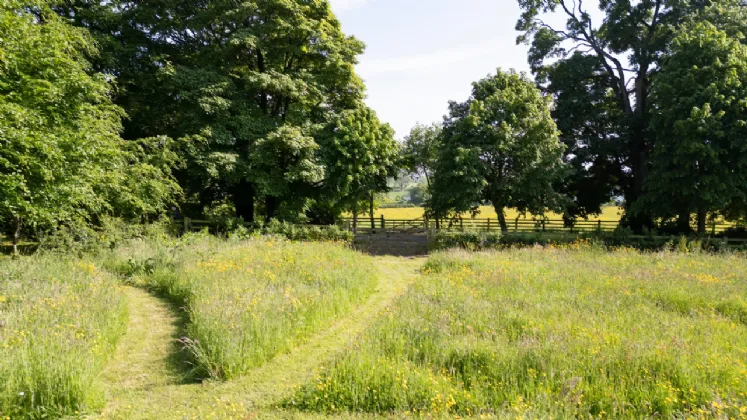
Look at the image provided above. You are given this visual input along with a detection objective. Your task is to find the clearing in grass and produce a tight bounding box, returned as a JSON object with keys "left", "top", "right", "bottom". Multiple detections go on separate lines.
{"left": 0, "top": 256, "right": 127, "bottom": 418}
{"left": 108, "top": 235, "right": 379, "bottom": 380}
{"left": 289, "top": 247, "right": 747, "bottom": 418}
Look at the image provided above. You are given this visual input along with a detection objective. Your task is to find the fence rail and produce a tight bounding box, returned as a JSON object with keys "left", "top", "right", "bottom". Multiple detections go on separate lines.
{"left": 173, "top": 217, "right": 747, "bottom": 247}
{"left": 178, "top": 216, "right": 740, "bottom": 235}
{"left": 337, "top": 216, "right": 739, "bottom": 234}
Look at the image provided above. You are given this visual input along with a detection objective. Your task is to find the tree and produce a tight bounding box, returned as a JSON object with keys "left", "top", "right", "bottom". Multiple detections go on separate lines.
{"left": 542, "top": 54, "right": 626, "bottom": 223}
{"left": 402, "top": 123, "right": 442, "bottom": 188}
{"left": 56, "top": 0, "right": 369, "bottom": 223}
{"left": 0, "top": 0, "right": 179, "bottom": 252}
{"left": 408, "top": 183, "right": 429, "bottom": 206}
{"left": 640, "top": 19, "right": 747, "bottom": 233}
{"left": 320, "top": 105, "right": 400, "bottom": 231}
{"left": 516, "top": 0, "right": 703, "bottom": 230}
{"left": 429, "top": 70, "right": 566, "bottom": 232}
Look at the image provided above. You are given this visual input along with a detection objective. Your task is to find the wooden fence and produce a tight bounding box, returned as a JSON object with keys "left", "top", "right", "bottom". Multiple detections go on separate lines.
{"left": 174, "top": 217, "right": 747, "bottom": 248}
{"left": 337, "top": 216, "right": 740, "bottom": 234}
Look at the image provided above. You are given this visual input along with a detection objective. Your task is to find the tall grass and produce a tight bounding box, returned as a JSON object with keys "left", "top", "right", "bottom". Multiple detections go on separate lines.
{"left": 289, "top": 248, "right": 747, "bottom": 418}
{"left": 0, "top": 256, "right": 127, "bottom": 418}
{"left": 108, "top": 234, "right": 378, "bottom": 380}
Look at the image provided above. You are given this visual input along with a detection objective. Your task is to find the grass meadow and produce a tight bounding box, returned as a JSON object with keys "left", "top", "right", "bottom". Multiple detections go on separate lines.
{"left": 289, "top": 247, "right": 747, "bottom": 418}
{"left": 107, "top": 235, "right": 379, "bottom": 380}
{"left": 0, "top": 256, "right": 127, "bottom": 418}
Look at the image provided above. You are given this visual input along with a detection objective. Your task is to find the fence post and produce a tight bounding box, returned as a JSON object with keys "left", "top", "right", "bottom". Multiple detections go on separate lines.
{"left": 380, "top": 215, "right": 385, "bottom": 230}
{"left": 514, "top": 219, "right": 519, "bottom": 232}
{"left": 597, "top": 220, "right": 602, "bottom": 233}
{"left": 487, "top": 218, "right": 491, "bottom": 232}
{"left": 542, "top": 220, "right": 546, "bottom": 232}
{"left": 184, "top": 217, "right": 191, "bottom": 232}
{"left": 460, "top": 217, "right": 464, "bottom": 231}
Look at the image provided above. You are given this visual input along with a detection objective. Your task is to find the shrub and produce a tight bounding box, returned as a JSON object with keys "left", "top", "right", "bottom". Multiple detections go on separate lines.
{"left": 261, "top": 220, "right": 354, "bottom": 243}
{"left": 37, "top": 217, "right": 175, "bottom": 256}
{"left": 429, "top": 230, "right": 741, "bottom": 253}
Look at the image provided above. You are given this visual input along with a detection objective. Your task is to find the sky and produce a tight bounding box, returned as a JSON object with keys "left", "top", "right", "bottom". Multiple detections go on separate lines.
{"left": 328, "top": 0, "right": 533, "bottom": 138}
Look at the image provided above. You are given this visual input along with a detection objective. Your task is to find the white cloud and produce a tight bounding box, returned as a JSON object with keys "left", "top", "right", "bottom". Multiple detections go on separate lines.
{"left": 328, "top": 0, "right": 369, "bottom": 13}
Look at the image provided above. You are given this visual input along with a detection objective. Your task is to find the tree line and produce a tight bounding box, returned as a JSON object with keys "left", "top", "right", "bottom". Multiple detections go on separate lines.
{"left": 405, "top": 0, "right": 747, "bottom": 234}
{"left": 1, "top": 0, "right": 399, "bottom": 248}
{"left": 2, "top": 0, "right": 746, "bottom": 247}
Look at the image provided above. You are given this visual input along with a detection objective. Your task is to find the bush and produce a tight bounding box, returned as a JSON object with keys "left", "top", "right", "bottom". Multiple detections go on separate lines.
{"left": 429, "top": 230, "right": 740, "bottom": 253}
{"left": 720, "top": 226, "right": 747, "bottom": 239}
{"left": 37, "top": 217, "right": 174, "bottom": 256}
{"left": 429, "top": 231, "right": 502, "bottom": 251}
{"left": 261, "top": 220, "right": 354, "bottom": 243}
{"left": 0, "top": 256, "right": 127, "bottom": 417}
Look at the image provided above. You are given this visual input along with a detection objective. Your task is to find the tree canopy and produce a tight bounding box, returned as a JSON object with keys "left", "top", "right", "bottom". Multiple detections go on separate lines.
{"left": 641, "top": 18, "right": 747, "bottom": 232}
{"left": 429, "top": 70, "right": 566, "bottom": 232}
{"left": 0, "top": 0, "right": 179, "bottom": 251}
{"left": 57, "top": 0, "right": 371, "bottom": 223}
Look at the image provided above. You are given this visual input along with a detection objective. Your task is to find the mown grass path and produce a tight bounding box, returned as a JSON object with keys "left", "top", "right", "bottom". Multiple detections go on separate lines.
{"left": 96, "top": 256, "right": 423, "bottom": 419}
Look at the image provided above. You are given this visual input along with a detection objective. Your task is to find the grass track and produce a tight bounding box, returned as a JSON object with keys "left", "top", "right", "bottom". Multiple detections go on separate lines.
{"left": 96, "top": 256, "right": 423, "bottom": 419}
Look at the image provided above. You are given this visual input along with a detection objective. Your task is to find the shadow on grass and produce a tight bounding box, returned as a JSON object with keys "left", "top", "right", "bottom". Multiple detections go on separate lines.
{"left": 140, "top": 286, "right": 206, "bottom": 386}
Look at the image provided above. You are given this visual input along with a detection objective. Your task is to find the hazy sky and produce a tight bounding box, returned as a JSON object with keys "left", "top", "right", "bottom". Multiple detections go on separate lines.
{"left": 328, "top": 0, "right": 532, "bottom": 137}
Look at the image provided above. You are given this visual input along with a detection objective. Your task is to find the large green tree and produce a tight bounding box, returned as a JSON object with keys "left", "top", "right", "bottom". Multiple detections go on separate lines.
{"left": 542, "top": 54, "right": 626, "bottom": 223}
{"left": 516, "top": 0, "right": 705, "bottom": 229}
{"left": 320, "top": 105, "right": 399, "bottom": 231}
{"left": 641, "top": 19, "right": 747, "bottom": 233}
{"left": 0, "top": 0, "right": 179, "bottom": 252}
{"left": 402, "top": 123, "right": 442, "bottom": 188}
{"left": 56, "top": 0, "right": 369, "bottom": 223}
{"left": 429, "top": 70, "right": 566, "bottom": 232}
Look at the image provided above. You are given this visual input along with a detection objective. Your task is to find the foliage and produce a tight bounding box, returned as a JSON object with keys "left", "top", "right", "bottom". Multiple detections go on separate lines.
{"left": 37, "top": 217, "right": 175, "bottom": 256}
{"left": 515, "top": 0, "right": 706, "bottom": 230}
{"left": 58, "top": 0, "right": 374, "bottom": 223}
{"left": 429, "top": 231, "right": 503, "bottom": 251}
{"left": 289, "top": 249, "right": 747, "bottom": 417}
{"left": 260, "top": 220, "right": 354, "bottom": 243}
{"left": 402, "top": 123, "right": 442, "bottom": 187}
{"left": 641, "top": 19, "right": 747, "bottom": 232}
{"left": 543, "top": 54, "right": 626, "bottom": 222}
{"left": 408, "top": 184, "right": 429, "bottom": 207}
{"left": 108, "top": 235, "right": 377, "bottom": 380}
{"left": 429, "top": 69, "right": 566, "bottom": 232}
{"left": 0, "top": 256, "right": 127, "bottom": 418}
{"left": 429, "top": 230, "right": 737, "bottom": 252}
{"left": 319, "top": 105, "right": 400, "bottom": 226}
{"left": 0, "top": 1, "right": 180, "bottom": 250}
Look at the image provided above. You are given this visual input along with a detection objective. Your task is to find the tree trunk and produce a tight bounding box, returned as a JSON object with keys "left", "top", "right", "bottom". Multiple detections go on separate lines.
{"left": 369, "top": 193, "right": 375, "bottom": 230}
{"left": 495, "top": 205, "right": 508, "bottom": 233}
{"left": 677, "top": 211, "right": 691, "bottom": 234}
{"left": 232, "top": 180, "right": 255, "bottom": 224}
{"left": 697, "top": 208, "right": 707, "bottom": 236}
{"left": 12, "top": 217, "right": 22, "bottom": 256}
{"left": 352, "top": 195, "right": 358, "bottom": 233}
{"left": 626, "top": 71, "right": 653, "bottom": 232}
{"left": 265, "top": 196, "right": 279, "bottom": 222}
